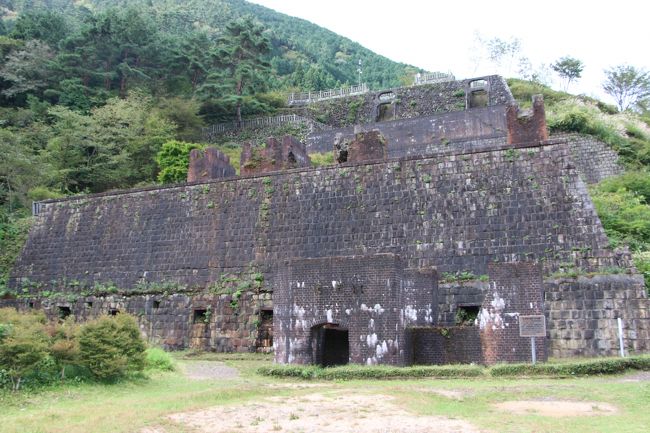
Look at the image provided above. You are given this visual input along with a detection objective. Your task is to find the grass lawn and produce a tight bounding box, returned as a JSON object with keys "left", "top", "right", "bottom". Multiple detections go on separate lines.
{"left": 0, "top": 354, "right": 648, "bottom": 433}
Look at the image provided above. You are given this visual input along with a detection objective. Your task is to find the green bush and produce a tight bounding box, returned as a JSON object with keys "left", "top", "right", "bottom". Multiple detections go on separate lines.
{"left": 156, "top": 140, "right": 203, "bottom": 184}
{"left": 0, "top": 308, "right": 49, "bottom": 390}
{"left": 597, "top": 171, "right": 650, "bottom": 204}
{"left": 590, "top": 186, "right": 650, "bottom": 250}
{"left": 145, "top": 347, "right": 175, "bottom": 372}
{"left": 258, "top": 363, "right": 484, "bottom": 380}
{"left": 309, "top": 151, "right": 336, "bottom": 167}
{"left": 490, "top": 356, "right": 650, "bottom": 377}
{"left": 78, "top": 314, "right": 147, "bottom": 381}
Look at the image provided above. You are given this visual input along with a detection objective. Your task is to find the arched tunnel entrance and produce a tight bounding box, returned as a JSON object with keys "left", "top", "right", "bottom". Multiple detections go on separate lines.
{"left": 312, "top": 323, "right": 349, "bottom": 367}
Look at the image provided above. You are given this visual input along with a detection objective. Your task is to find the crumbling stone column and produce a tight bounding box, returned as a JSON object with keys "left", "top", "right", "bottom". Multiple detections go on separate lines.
{"left": 506, "top": 95, "right": 549, "bottom": 145}
{"left": 240, "top": 135, "right": 311, "bottom": 175}
{"left": 334, "top": 129, "right": 387, "bottom": 163}
{"left": 187, "top": 147, "right": 236, "bottom": 182}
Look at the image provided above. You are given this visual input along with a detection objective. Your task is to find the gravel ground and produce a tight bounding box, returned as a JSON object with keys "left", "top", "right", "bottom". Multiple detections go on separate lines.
{"left": 182, "top": 361, "right": 239, "bottom": 380}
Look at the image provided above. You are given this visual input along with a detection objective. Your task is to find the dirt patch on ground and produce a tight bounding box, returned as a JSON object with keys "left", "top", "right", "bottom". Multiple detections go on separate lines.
{"left": 494, "top": 400, "right": 618, "bottom": 417}
{"left": 406, "top": 387, "right": 473, "bottom": 400}
{"left": 168, "top": 392, "right": 483, "bottom": 433}
{"left": 612, "top": 371, "right": 650, "bottom": 382}
{"left": 182, "top": 361, "right": 239, "bottom": 380}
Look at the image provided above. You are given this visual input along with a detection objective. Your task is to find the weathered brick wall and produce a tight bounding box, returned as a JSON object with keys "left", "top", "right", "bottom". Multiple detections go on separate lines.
{"left": 545, "top": 274, "right": 650, "bottom": 357}
{"left": 301, "top": 75, "right": 513, "bottom": 128}
{"left": 552, "top": 132, "right": 624, "bottom": 184}
{"left": 409, "top": 326, "right": 483, "bottom": 365}
{"left": 479, "top": 262, "right": 547, "bottom": 364}
{"left": 11, "top": 141, "right": 619, "bottom": 292}
{"left": 306, "top": 106, "right": 508, "bottom": 156}
{"left": 272, "top": 254, "right": 436, "bottom": 366}
{"left": 10, "top": 291, "right": 272, "bottom": 352}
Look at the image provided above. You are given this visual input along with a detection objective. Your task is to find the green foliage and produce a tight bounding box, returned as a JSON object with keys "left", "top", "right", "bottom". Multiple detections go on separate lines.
{"left": 440, "top": 271, "right": 488, "bottom": 283}
{"left": 551, "top": 56, "right": 584, "bottom": 91}
{"left": 490, "top": 356, "right": 650, "bottom": 377}
{"left": 309, "top": 152, "right": 335, "bottom": 167}
{"left": 633, "top": 251, "right": 650, "bottom": 294}
{"left": 0, "top": 308, "right": 49, "bottom": 390}
{"left": 0, "top": 213, "right": 32, "bottom": 293}
{"left": 603, "top": 65, "right": 650, "bottom": 112}
{"left": 259, "top": 356, "right": 650, "bottom": 381}
{"left": 78, "top": 314, "right": 147, "bottom": 381}
{"left": 597, "top": 171, "right": 650, "bottom": 204}
{"left": 145, "top": 347, "right": 175, "bottom": 372}
{"left": 156, "top": 140, "right": 203, "bottom": 184}
{"left": 590, "top": 178, "right": 650, "bottom": 250}
{"left": 258, "top": 363, "right": 484, "bottom": 380}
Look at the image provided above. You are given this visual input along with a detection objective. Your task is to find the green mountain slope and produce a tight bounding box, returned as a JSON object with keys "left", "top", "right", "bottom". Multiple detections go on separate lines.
{"left": 1, "top": 0, "right": 417, "bottom": 91}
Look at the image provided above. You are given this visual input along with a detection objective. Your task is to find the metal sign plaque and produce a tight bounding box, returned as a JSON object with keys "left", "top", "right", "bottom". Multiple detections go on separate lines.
{"left": 519, "top": 315, "right": 546, "bottom": 337}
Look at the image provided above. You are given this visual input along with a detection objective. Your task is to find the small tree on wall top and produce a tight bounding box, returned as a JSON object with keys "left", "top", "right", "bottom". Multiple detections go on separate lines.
{"left": 551, "top": 56, "right": 584, "bottom": 92}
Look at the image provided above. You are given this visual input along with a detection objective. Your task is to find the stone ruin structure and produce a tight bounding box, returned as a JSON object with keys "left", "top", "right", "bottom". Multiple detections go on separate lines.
{"left": 4, "top": 75, "right": 649, "bottom": 366}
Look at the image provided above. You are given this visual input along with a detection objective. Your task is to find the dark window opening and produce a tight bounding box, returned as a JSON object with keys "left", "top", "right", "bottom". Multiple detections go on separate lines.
{"left": 109, "top": 309, "right": 120, "bottom": 316}
{"left": 312, "top": 324, "right": 349, "bottom": 367}
{"left": 28, "top": 301, "right": 34, "bottom": 309}
{"left": 193, "top": 308, "right": 208, "bottom": 324}
{"left": 469, "top": 89, "right": 488, "bottom": 108}
{"left": 153, "top": 300, "right": 161, "bottom": 309}
{"left": 58, "top": 306, "right": 71, "bottom": 320}
{"left": 85, "top": 301, "right": 93, "bottom": 308}
{"left": 256, "top": 309, "right": 274, "bottom": 350}
{"left": 455, "top": 305, "right": 480, "bottom": 326}
{"left": 376, "top": 102, "right": 395, "bottom": 122}
{"left": 287, "top": 151, "right": 296, "bottom": 165}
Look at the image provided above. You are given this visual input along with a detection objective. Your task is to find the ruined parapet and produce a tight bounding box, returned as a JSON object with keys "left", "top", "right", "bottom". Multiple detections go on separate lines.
{"left": 240, "top": 135, "right": 311, "bottom": 175}
{"left": 187, "top": 147, "right": 236, "bottom": 183}
{"left": 479, "top": 262, "right": 547, "bottom": 364}
{"left": 334, "top": 129, "right": 387, "bottom": 163}
{"left": 506, "top": 95, "right": 549, "bottom": 145}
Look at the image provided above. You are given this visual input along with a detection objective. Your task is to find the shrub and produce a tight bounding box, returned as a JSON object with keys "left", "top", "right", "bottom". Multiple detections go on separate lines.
{"left": 590, "top": 186, "right": 650, "bottom": 250}
{"left": 155, "top": 140, "right": 203, "bottom": 184}
{"left": 309, "top": 151, "right": 336, "bottom": 167}
{"left": 597, "top": 171, "right": 650, "bottom": 204}
{"left": 145, "top": 347, "right": 175, "bottom": 372}
{"left": 0, "top": 308, "right": 49, "bottom": 390}
{"left": 258, "top": 364, "right": 484, "bottom": 380}
{"left": 490, "top": 356, "right": 650, "bottom": 377}
{"left": 78, "top": 314, "right": 147, "bottom": 381}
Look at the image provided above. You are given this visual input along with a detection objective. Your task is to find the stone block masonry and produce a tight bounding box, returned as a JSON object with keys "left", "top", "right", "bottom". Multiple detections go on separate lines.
{"left": 272, "top": 254, "right": 436, "bottom": 366}
{"left": 8, "top": 138, "right": 649, "bottom": 357}
{"left": 187, "top": 148, "right": 236, "bottom": 183}
{"left": 240, "top": 135, "right": 311, "bottom": 175}
{"left": 11, "top": 141, "right": 617, "bottom": 291}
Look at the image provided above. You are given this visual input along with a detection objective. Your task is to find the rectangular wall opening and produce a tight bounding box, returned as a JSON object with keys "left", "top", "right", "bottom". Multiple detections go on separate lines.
{"left": 455, "top": 305, "right": 480, "bottom": 326}
{"left": 58, "top": 306, "right": 71, "bottom": 320}
{"left": 193, "top": 308, "right": 208, "bottom": 324}
{"left": 109, "top": 309, "right": 120, "bottom": 316}
{"left": 256, "top": 309, "right": 273, "bottom": 350}
{"left": 153, "top": 300, "right": 161, "bottom": 309}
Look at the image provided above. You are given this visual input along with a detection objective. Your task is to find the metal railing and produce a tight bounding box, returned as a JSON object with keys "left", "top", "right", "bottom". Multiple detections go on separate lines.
{"left": 413, "top": 71, "right": 455, "bottom": 85}
{"left": 287, "top": 83, "right": 369, "bottom": 106}
{"left": 201, "top": 114, "right": 327, "bottom": 141}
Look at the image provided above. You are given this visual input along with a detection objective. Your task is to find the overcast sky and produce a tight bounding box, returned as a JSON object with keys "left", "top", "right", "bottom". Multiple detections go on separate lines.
{"left": 250, "top": 0, "right": 649, "bottom": 103}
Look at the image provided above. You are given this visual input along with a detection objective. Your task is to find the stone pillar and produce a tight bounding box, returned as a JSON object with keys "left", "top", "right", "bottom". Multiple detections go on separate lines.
{"left": 187, "top": 147, "right": 236, "bottom": 182}
{"left": 506, "top": 95, "right": 549, "bottom": 145}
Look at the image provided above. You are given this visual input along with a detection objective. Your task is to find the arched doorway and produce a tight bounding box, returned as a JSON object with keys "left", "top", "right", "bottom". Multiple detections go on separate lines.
{"left": 312, "top": 323, "right": 349, "bottom": 366}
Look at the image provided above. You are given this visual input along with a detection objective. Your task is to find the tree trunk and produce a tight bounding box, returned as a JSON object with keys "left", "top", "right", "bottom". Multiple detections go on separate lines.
{"left": 235, "top": 79, "right": 243, "bottom": 126}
